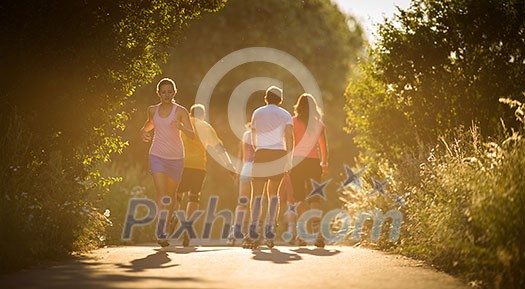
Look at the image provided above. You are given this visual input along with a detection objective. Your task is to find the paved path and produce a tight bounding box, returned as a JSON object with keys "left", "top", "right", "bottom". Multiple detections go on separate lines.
{"left": 0, "top": 244, "right": 468, "bottom": 289}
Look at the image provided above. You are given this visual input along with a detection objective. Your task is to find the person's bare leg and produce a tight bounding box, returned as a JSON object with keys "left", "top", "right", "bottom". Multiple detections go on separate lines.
{"left": 303, "top": 179, "right": 321, "bottom": 236}
{"left": 309, "top": 198, "right": 325, "bottom": 247}
{"left": 278, "top": 175, "right": 297, "bottom": 241}
{"left": 232, "top": 180, "right": 251, "bottom": 238}
{"left": 170, "top": 190, "right": 183, "bottom": 231}
{"left": 152, "top": 173, "right": 179, "bottom": 245}
{"left": 165, "top": 176, "right": 180, "bottom": 231}
{"left": 183, "top": 189, "right": 200, "bottom": 246}
{"left": 264, "top": 177, "right": 281, "bottom": 240}
{"left": 248, "top": 178, "right": 265, "bottom": 240}
{"left": 152, "top": 173, "right": 169, "bottom": 208}
{"left": 185, "top": 199, "right": 199, "bottom": 221}
{"left": 309, "top": 199, "right": 321, "bottom": 232}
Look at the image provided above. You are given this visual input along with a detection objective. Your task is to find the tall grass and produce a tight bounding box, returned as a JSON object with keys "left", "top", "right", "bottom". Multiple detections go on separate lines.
{"left": 341, "top": 99, "right": 525, "bottom": 289}
{"left": 403, "top": 126, "right": 524, "bottom": 288}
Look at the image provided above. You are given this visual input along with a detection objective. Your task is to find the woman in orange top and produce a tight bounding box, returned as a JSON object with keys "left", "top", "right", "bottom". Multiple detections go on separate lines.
{"left": 289, "top": 93, "right": 328, "bottom": 247}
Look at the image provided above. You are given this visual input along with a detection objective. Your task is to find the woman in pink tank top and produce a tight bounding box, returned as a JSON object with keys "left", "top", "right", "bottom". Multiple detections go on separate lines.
{"left": 141, "top": 78, "right": 195, "bottom": 247}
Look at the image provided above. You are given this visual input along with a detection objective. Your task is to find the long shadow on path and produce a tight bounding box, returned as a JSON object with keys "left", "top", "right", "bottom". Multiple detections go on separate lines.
{"left": 251, "top": 248, "right": 302, "bottom": 264}
{"left": 291, "top": 247, "right": 341, "bottom": 257}
{"left": 0, "top": 251, "right": 205, "bottom": 289}
{"left": 159, "top": 246, "right": 229, "bottom": 255}
{"left": 116, "top": 251, "right": 178, "bottom": 272}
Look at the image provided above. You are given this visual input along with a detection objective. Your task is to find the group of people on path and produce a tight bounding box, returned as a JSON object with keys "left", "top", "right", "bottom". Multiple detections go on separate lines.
{"left": 141, "top": 78, "right": 328, "bottom": 249}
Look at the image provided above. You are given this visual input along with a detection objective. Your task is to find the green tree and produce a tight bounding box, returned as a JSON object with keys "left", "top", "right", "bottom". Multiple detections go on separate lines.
{"left": 0, "top": 0, "right": 225, "bottom": 272}
{"left": 346, "top": 0, "right": 525, "bottom": 166}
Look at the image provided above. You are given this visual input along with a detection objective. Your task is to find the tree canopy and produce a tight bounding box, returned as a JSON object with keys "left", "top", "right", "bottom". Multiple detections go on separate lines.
{"left": 1, "top": 0, "right": 225, "bottom": 151}
{"left": 346, "top": 0, "right": 525, "bottom": 163}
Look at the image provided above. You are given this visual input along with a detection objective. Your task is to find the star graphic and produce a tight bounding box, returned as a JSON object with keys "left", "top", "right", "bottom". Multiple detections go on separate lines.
{"left": 369, "top": 177, "right": 389, "bottom": 197}
{"left": 306, "top": 179, "right": 332, "bottom": 201}
{"left": 285, "top": 201, "right": 301, "bottom": 216}
{"left": 339, "top": 164, "right": 365, "bottom": 191}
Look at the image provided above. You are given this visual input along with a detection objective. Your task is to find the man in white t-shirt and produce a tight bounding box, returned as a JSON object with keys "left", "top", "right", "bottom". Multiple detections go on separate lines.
{"left": 243, "top": 85, "right": 294, "bottom": 248}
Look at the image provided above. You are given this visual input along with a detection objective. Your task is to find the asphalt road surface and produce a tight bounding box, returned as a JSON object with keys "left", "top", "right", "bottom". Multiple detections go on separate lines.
{"left": 1, "top": 243, "right": 468, "bottom": 289}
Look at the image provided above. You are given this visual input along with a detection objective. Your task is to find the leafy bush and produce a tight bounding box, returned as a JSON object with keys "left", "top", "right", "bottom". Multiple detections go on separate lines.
{"left": 0, "top": 112, "right": 112, "bottom": 272}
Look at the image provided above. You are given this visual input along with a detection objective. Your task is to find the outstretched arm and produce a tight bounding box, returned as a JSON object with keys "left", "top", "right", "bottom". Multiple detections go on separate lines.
{"left": 205, "top": 123, "right": 236, "bottom": 173}
{"left": 213, "top": 143, "right": 237, "bottom": 173}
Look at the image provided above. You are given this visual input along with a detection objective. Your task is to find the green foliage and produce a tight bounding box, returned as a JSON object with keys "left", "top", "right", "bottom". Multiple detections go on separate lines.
{"left": 0, "top": 0, "right": 225, "bottom": 273}
{"left": 345, "top": 67, "right": 423, "bottom": 187}
{"left": 344, "top": 0, "right": 525, "bottom": 286}
{"left": 342, "top": 99, "right": 525, "bottom": 288}
{"left": 346, "top": 0, "right": 525, "bottom": 165}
